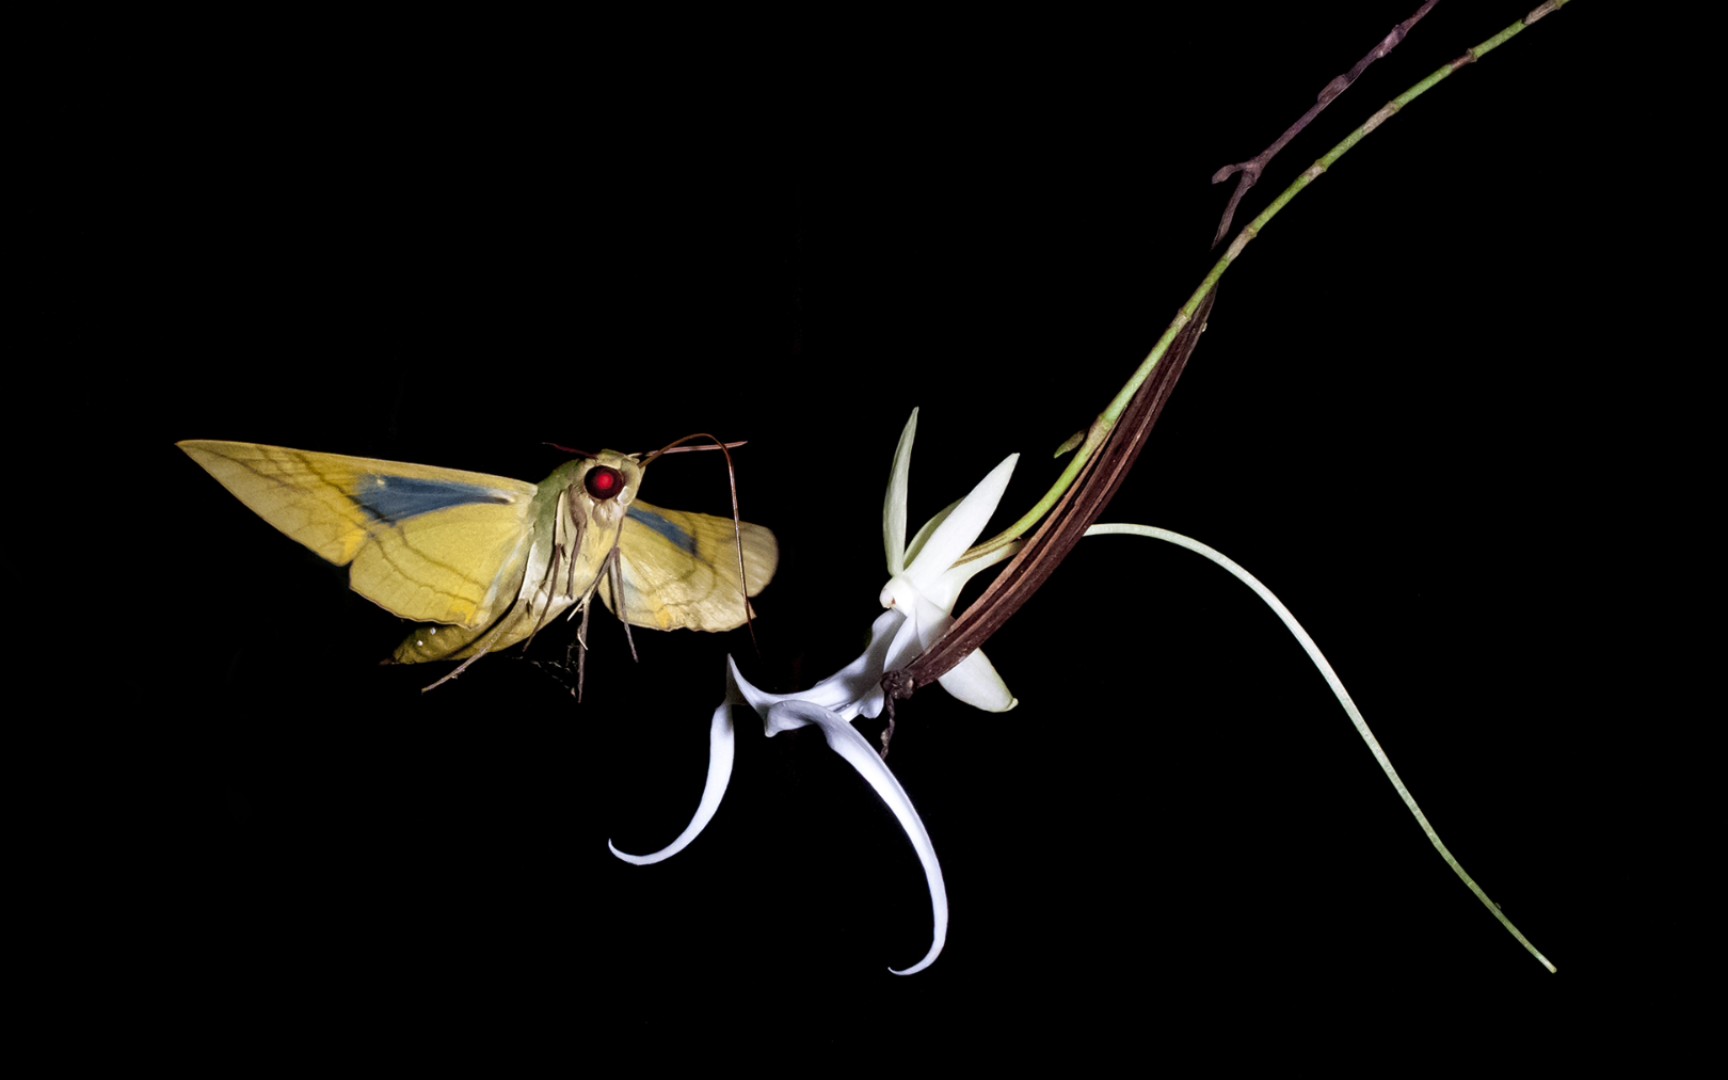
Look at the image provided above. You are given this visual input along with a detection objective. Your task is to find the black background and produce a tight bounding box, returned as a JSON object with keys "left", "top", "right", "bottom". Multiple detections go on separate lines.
{"left": 81, "top": 1, "right": 1688, "bottom": 1058}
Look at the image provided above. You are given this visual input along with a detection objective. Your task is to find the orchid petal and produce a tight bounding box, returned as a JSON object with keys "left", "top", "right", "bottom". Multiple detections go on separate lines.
{"left": 730, "top": 610, "right": 906, "bottom": 723}
{"left": 884, "top": 409, "right": 917, "bottom": 575}
{"left": 762, "top": 699, "right": 948, "bottom": 976}
{"left": 823, "top": 610, "right": 920, "bottom": 723}
{"left": 909, "top": 591, "right": 954, "bottom": 652}
{"left": 926, "top": 540, "right": 1020, "bottom": 612}
{"left": 901, "top": 498, "right": 959, "bottom": 569}
{"left": 902, "top": 454, "right": 1018, "bottom": 591}
{"left": 881, "top": 608, "right": 925, "bottom": 675}
{"left": 608, "top": 698, "right": 737, "bottom": 865}
{"left": 936, "top": 648, "right": 1017, "bottom": 713}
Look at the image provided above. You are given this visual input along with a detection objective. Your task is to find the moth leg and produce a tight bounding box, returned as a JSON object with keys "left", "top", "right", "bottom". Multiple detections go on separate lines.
{"left": 606, "top": 547, "right": 640, "bottom": 663}
{"left": 575, "top": 599, "right": 593, "bottom": 701}
{"left": 420, "top": 621, "right": 510, "bottom": 693}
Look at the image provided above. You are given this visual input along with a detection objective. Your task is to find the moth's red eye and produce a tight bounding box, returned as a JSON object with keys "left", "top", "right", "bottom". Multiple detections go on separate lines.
{"left": 585, "top": 466, "right": 624, "bottom": 500}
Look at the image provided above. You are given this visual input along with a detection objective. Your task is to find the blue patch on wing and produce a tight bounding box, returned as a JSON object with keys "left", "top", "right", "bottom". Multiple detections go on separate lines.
{"left": 628, "top": 506, "right": 697, "bottom": 554}
{"left": 356, "top": 474, "right": 513, "bottom": 523}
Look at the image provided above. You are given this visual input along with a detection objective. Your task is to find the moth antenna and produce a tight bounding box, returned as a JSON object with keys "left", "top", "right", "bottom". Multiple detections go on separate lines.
{"left": 641, "top": 434, "right": 748, "bottom": 467}
{"left": 641, "top": 433, "right": 763, "bottom": 652}
{"left": 543, "top": 442, "right": 598, "bottom": 458}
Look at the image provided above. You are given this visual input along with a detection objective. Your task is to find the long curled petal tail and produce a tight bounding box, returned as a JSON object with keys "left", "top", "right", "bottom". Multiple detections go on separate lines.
{"left": 608, "top": 696, "right": 738, "bottom": 865}
{"left": 764, "top": 700, "right": 949, "bottom": 976}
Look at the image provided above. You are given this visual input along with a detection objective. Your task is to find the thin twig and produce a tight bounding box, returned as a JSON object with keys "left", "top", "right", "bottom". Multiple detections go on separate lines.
{"left": 1210, "top": 0, "right": 1440, "bottom": 248}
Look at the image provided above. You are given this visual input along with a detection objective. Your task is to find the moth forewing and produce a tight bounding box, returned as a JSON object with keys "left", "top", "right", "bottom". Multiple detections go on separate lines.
{"left": 178, "top": 440, "right": 541, "bottom": 629}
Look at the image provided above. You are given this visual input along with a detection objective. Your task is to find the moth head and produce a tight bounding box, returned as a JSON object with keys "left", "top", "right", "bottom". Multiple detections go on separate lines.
{"left": 579, "top": 450, "right": 644, "bottom": 520}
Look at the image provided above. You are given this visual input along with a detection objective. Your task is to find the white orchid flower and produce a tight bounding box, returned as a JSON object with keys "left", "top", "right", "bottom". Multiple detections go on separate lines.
{"left": 610, "top": 409, "right": 1019, "bottom": 975}
{"left": 878, "top": 408, "right": 1020, "bottom": 715}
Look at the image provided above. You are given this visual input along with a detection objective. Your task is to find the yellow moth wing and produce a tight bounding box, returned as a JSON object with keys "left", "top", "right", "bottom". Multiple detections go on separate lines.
{"left": 179, "top": 440, "right": 539, "bottom": 628}
{"left": 602, "top": 500, "right": 778, "bottom": 631}
{"left": 348, "top": 500, "right": 536, "bottom": 628}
